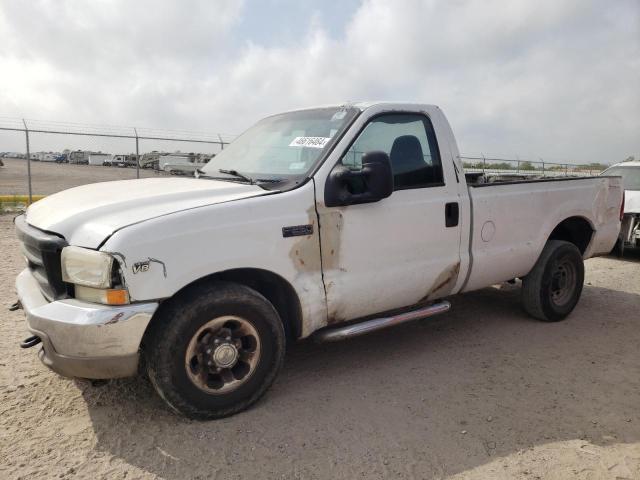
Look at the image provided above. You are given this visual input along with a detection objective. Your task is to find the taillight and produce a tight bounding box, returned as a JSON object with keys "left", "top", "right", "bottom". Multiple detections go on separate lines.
{"left": 620, "top": 191, "right": 625, "bottom": 221}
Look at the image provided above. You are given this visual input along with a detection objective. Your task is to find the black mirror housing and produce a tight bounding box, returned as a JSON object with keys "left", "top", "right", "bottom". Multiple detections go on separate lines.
{"left": 325, "top": 151, "right": 394, "bottom": 207}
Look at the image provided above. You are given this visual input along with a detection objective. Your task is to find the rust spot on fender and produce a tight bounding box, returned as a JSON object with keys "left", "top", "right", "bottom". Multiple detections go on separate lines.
{"left": 424, "top": 262, "right": 461, "bottom": 301}
{"left": 318, "top": 210, "right": 343, "bottom": 271}
{"left": 289, "top": 206, "right": 322, "bottom": 272}
{"left": 317, "top": 208, "right": 346, "bottom": 324}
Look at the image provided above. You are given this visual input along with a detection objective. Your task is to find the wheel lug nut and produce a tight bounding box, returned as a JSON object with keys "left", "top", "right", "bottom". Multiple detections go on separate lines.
{"left": 206, "top": 348, "right": 212, "bottom": 354}
{"left": 225, "top": 336, "right": 231, "bottom": 341}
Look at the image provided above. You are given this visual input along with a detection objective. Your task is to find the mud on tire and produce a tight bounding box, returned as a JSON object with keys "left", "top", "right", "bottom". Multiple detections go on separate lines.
{"left": 145, "top": 281, "right": 286, "bottom": 420}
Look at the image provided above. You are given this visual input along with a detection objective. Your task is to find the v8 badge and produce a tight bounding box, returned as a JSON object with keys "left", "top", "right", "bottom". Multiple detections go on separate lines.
{"left": 132, "top": 261, "right": 150, "bottom": 274}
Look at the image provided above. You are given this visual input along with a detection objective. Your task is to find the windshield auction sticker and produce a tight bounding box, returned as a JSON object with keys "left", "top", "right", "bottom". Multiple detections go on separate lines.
{"left": 289, "top": 137, "right": 331, "bottom": 149}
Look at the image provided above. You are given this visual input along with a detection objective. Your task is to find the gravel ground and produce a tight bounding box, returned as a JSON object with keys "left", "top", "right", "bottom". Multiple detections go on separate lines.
{"left": 0, "top": 157, "right": 170, "bottom": 196}
{"left": 0, "top": 212, "right": 639, "bottom": 480}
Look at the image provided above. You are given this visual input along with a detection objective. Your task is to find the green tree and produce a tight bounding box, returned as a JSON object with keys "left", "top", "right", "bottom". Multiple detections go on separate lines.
{"left": 519, "top": 161, "right": 535, "bottom": 171}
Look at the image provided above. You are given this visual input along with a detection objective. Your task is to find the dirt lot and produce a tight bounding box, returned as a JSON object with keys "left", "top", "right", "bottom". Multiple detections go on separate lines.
{"left": 0, "top": 211, "right": 639, "bottom": 479}
{"left": 0, "top": 157, "right": 170, "bottom": 196}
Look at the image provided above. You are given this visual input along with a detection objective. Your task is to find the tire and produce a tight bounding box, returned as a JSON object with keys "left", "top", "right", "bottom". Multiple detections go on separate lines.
{"left": 611, "top": 237, "right": 625, "bottom": 258}
{"left": 521, "top": 240, "right": 584, "bottom": 322}
{"left": 145, "top": 281, "right": 286, "bottom": 419}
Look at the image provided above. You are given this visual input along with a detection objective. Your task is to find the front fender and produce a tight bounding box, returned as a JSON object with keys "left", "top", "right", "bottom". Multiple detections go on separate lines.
{"left": 100, "top": 182, "right": 328, "bottom": 336}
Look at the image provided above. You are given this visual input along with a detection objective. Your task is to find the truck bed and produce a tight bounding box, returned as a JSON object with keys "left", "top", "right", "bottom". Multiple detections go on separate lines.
{"left": 460, "top": 175, "right": 623, "bottom": 293}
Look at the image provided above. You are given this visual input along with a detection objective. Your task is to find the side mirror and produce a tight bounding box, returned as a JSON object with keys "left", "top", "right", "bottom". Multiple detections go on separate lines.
{"left": 325, "top": 151, "right": 394, "bottom": 207}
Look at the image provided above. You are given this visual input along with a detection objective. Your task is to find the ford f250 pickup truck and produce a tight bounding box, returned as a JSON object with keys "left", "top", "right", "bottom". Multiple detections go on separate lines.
{"left": 14, "top": 102, "right": 624, "bottom": 419}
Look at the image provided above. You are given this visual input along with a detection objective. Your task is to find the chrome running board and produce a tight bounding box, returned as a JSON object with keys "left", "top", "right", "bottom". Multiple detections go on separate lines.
{"left": 313, "top": 301, "right": 451, "bottom": 342}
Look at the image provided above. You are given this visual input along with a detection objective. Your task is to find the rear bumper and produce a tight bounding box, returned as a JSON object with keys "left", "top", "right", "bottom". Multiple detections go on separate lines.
{"left": 16, "top": 268, "right": 158, "bottom": 379}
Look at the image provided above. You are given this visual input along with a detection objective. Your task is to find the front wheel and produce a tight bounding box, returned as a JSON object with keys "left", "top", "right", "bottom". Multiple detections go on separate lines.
{"left": 145, "top": 281, "right": 285, "bottom": 419}
{"left": 521, "top": 240, "right": 584, "bottom": 322}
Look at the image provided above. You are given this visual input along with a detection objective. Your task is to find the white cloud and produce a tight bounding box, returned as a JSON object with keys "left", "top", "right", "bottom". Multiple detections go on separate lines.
{"left": 0, "top": 0, "right": 638, "bottom": 163}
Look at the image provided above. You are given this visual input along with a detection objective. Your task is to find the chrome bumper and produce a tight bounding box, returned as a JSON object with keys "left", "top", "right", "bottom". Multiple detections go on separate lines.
{"left": 16, "top": 268, "right": 158, "bottom": 379}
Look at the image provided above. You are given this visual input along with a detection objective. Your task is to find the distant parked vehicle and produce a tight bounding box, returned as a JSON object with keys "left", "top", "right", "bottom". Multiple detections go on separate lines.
{"left": 87, "top": 153, "right": 112, "bottom": 166}
{"left": 37, "top": 152, "right": 58, "bottom": 162}
{"left": 55, "top": 154, "right": 68, "bottom": 163}
{"left": 139, "top": 152, "right": 164, "bottom": 169}
{"left": 110, "top": 154, "right": 138, "bottom": 168}
{"left": 1, "top": 152, "right": 24, "bottom": 159}
{"left": 126, "top": 154, "right": 139, "bottom": 168}
{"left": 601, "top": 161, "right": 640, "bottom": 255}
{"left": 159, "top": 153, "right": 212, "bottom": 175}
{"left": 68, "top": 150, "right": 91, "bottom": 165}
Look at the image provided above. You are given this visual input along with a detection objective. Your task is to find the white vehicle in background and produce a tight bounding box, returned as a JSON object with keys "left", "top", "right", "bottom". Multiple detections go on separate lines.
{"left": 108, "top": 154, "right": 138, "bottom": 168}
{"left": 68, "top": 150, "right": 91, "bottom": 165}
{"left": 37, "top": 152, "right": 58, "bottom": 162}
{"left": 14, "top": 102, "right": 623, "bottom": 420}
{"left": 601, "top": 161, "right": 640, "bottom": 255}
{"left": 87, "top": 153, "right": 113, "bottom": 166}
{"left": 159, "top": 153, "right": 211, "bottom": 175}
{"left": 139, "top": 151, "right": 165, "bottom": 169}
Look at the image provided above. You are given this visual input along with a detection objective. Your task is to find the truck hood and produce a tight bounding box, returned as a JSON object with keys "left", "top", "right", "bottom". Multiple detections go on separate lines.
{"left": 25, "top": 178, "right": 267, "bottom": 248}
{"left": 624, "top": 189, "right": 640, "bottom": 213}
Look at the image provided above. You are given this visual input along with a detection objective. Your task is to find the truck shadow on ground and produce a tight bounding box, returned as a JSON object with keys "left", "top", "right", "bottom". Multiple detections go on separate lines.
{"left": 607, "top": 248, "right": 640, "bottom": 263}
{"left": 78, "top": 283, "right": 640, "bottom": 479}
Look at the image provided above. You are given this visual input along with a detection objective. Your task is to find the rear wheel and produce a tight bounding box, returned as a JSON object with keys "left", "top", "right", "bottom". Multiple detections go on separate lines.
{"left": 521, "top": 240, "right": 584, "bottom": 322}
{"left": 145, "top": 281, "right": 285, "bottom": 419}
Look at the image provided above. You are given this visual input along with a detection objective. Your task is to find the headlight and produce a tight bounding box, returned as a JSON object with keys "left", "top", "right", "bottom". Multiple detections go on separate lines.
{"left": 61, "top": 246, "right": 114, "bottom": 288}
{"left": 61, "top": 246, "right": 130, "bottom": 305}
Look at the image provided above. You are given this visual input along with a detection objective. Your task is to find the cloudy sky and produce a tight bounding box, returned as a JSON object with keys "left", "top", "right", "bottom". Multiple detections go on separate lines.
{"left": 0, "top": 0, "right": 638, "bottom": 163}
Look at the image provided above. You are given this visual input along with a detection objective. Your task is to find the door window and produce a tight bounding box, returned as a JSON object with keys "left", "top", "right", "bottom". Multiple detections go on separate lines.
{"left": 341, "top": 113, "right": 444, "bottom": 189}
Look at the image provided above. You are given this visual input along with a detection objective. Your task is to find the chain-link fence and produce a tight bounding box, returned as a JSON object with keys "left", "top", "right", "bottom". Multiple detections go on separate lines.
{"left": 1, "top": 116, "right": 607, "bottom": 209}
{"left": 460, "top": 155, "right": 605, "bottom": 178}
{"left": 0, "top": 117, "right": 236, "bottom": 207}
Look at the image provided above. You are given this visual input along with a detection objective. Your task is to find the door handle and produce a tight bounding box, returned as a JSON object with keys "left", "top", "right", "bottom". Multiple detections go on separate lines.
{"left": 445, "top": 202, "right": 459, "bottom": 227}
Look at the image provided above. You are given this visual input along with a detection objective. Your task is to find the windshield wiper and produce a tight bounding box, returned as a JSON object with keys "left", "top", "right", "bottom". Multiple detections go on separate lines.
{"left": 218, "top": 169, "right": 254, "bottom": 184}
{"left": 196, "top": 169, "right": 284, "bottom": 186}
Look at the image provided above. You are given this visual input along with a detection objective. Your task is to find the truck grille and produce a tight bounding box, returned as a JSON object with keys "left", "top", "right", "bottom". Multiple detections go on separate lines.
{"left": 15, "top": 215, "right": 69, "bottom": 301}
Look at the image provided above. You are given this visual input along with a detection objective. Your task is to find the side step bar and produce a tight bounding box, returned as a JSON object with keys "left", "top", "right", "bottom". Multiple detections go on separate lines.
{"left": 314, "top": 301, "right": 451, "bottom": 342}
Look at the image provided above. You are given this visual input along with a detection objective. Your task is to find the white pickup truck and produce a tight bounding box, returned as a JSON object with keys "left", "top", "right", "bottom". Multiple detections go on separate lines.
{"left": 601, "top": 161, "right": 640, "bottom": 255}
{"left": 14, "top": 102, "right": 623, "bottom": 419}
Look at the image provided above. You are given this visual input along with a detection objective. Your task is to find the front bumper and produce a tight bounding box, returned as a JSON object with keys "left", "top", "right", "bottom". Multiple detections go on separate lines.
{"left": 16, "top": 268, "right": 158, "bottom": 379}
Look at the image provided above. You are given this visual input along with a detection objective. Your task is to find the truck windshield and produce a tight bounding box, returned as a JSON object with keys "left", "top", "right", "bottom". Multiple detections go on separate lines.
{"left": 200, "top": 106, "right": 359, "bottom": 189}
{"left": 603, "top": 166, "right": 640, "bottom": 191}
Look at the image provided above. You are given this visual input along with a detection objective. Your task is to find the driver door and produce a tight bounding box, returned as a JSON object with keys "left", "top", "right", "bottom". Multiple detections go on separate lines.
{"left": 316, "top": 112, "right": 462, "bottom": 324}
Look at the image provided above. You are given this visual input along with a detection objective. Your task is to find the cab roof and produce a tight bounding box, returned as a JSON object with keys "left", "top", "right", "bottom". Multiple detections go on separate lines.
{"left": 283, "top": 101, "right": 439, "bottom": 113}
